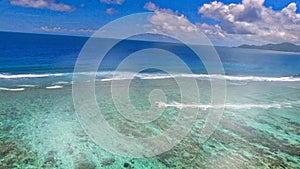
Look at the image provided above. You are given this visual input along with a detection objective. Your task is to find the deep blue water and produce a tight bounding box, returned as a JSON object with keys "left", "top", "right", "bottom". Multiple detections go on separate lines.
{"left": 0, "top": 31, "right": 86, "bottom": 74}
{"left": 0, "top": 31, "right": 300, "bottom": 77}
{"left": 1, "top": 31, "right": 300, "bottom": 168}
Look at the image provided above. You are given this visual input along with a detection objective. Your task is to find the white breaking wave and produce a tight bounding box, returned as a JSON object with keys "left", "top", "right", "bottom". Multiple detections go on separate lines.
{"left": 99, "top": 77, "right": 132, "bottom": 82}
{"left": 155, "top": 101, "right": 282, "bottom": 110}
{"left": 137, "top": 73, "right": 300, "bottom": 82}
{"left": 46, "top": 85, "right": 63, "bottom": 89}
{"left": 1, "top": 71, "right": 299, "bottom": 82}
{"left": 0, "top": 87, "right": 25, "bottom": 91}
{"left": 17, "top": 85, "right": 37, "bottom": 87}
{"left": 136, "top": 74, "right": 173, "bottom": 80}
{"left": 212, "top": 74, "right": 300, "bottom": 82}
{"left": 53, "top": 81, "right": 71, "bottom": 85}
{"left": 0, "top": 73, "right": 64, "bottom": 79}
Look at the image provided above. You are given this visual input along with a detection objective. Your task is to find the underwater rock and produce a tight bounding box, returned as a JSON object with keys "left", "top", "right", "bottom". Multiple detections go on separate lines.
{"left": 0, "top": 141, "right": 16, "bottom": 158}
{"left": 74, "top": 152, "right": 87, "bottom": 161}
{"left": 66, "top": 147, "right": 74, "bottom": 155}
{"left": 75, "top": 162, "right": 96, "bottom": 169}
{"left": 158, "top": 152, "right": 177, "bottom": 168}
{"left": 44, "top": 156, "right": 56, "bottom": 165}
{"left": 47, "top": 150, "right": 57, "bottom": 156}
{"left": 0, "top": 138, "right": 38, "bottom": 168}
{"left": 129, "top": 159, "right": 135, "bottom": 164}
{"left": 42, "top": 151, "right": 61, "bottom": 168}
{"left": 75, "top": 129, "right": 88, "bottom": 137}
{"left": 74, "top": 153, "right": 96, "bottom": 169}
{"left": 123, "top": 163, "right": 131, "bottom": 168}
{"left": 101, "top": 158, "right": 115, "bottom": 166}
{"left": 123, "top": 162, "right": 131, "bottom": 168}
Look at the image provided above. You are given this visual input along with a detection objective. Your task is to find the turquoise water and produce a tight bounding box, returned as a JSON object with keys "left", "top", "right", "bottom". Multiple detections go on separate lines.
{"left": 0, "top": 32, "right": 300, "bottom": 168}
{"left": 1, "top": 79, "right": 299, "bottom": 168}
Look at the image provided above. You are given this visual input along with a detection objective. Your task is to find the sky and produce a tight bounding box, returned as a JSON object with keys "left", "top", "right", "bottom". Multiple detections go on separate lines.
{"left": 0, "top": 0, "right": 300, "bottom": 45}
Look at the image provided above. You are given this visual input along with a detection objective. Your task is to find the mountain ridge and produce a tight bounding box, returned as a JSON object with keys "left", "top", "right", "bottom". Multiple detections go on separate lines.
{"left": 237, "top": 42, "right": 300, "bottom": 52}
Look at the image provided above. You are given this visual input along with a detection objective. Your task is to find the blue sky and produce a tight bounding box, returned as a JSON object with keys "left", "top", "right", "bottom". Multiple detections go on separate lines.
{"left": 0, "top": 0, "right": 300, "bottom": 45}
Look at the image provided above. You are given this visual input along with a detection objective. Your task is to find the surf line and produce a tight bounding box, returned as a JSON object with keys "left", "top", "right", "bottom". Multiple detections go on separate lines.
{"left": 155, "top": 101, "right": 283, "bottom": 110}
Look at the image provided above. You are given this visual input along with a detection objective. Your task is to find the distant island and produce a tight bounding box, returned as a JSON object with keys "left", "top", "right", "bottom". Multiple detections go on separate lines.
{"left": 237, "top": 42, "right": 300, "bottom": 52}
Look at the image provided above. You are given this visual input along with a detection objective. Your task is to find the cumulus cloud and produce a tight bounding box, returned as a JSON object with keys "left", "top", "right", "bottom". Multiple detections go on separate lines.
{"left": 100, "top": 0, "right": 124, "bottom": 5}
{"left": 144, "top": 2, "right": 200, "bottom": 40}
{"left": 40, "top": 26, "right": 96, "bottom": 34}
{"left": 105, "top": 8, "right": 118, "bottom": 15}
{"left": 149, "top": 13, "right": 198, "bottom": 34}
{"left": 144, "top": 2, "right": 176, "bottom": 14}
{"left": 196, "top": 23, "right": 226, "bottom": 39}
{"left": 10, "top": 0, "right": 75, "bottom": 12}
{"left": 144, "top": 1, "right": 158, "bottom": 11}
{"left": 143, "top": 2, "right": 227, "bottom": 43}
{"left": 40, "top": 26, "right": 63, "bottom": 32}
{"left": 198, "top": 0, "right": 300, "bottom": 43}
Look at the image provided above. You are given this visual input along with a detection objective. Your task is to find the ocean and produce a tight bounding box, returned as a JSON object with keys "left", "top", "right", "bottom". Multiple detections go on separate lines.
{"left": 0, "top": 31, "right": 299, "bottom": 168}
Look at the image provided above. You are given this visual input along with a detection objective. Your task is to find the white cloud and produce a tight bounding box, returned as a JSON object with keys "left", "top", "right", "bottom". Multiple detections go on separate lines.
{"left": 144, "top": 2, "right": 226, "bottom": 43}
{"left": 198, "top": 0, "right": 300, "bottom": 43}
{"left": 40, "top": 26, "right": 96, "bottom": 34}
{"left": 144, "top": 2, "right": 158, "bottom": 11}
{"left": 144, "top": 2, "right": 198, "bottom": 39}
{"left": 149, "top": 12, "right": 198, "bottom": 34}
{"left": 196, "top": 23, "right": 226, "bottom": 39}
{"left": 10, "top": 0, "right": 75, "bottom": 12}
{"left": 40, "top": 26, "right": 64, "bottom": 32}
{"left": 70, "top": 29, "right": 96, "bottom": 34}
{"left": 105, "top": 8, "right": 118, "bottom": 15}
{"left": 100, "top": 0, "right": 124, "bottom": 5}
{"left": 144, "top": 2, "right": 176, "bottom": 14}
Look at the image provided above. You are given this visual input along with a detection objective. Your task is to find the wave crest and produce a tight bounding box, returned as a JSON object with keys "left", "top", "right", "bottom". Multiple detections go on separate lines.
{"left": 156, "top": 101, "right": 282, "bottom": 110}
{"left": 0, "top": 73, "right": 64, "bottom": 79}
{"left": 0, "top": 87, "right": 25, "bottom": 91}
{"left": 1, "top": 72, "right": 300, "bottom": 82}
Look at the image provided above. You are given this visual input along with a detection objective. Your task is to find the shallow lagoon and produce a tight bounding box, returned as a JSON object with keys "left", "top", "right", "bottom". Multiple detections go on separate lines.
{"left": 0, "top": 32, "right": 300, "bottom": 168}
{"left": 1, "top": 79, "right": 299, "bottom": 168}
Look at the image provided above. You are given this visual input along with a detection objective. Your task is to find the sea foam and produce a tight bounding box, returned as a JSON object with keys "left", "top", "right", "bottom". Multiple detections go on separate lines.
{"left": 46, "top": 85, "right": 64, "bottom": 89}
{"left": 1, "top": 71, "right": 300, "bottom": 82}
{"left": 137, "top": 73, "right": 300, "bottom": 82}
{"left": 156, "top": 101, "right": 282, "bottom": 110}
{"left": 17, "top": 85, "right": 37, "bottom": 87}
{"left": 0, "top": 87, "right": 25, "bottom": 91}
{"left": 0, "top": 73, "right": 64, "bottom": 79}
